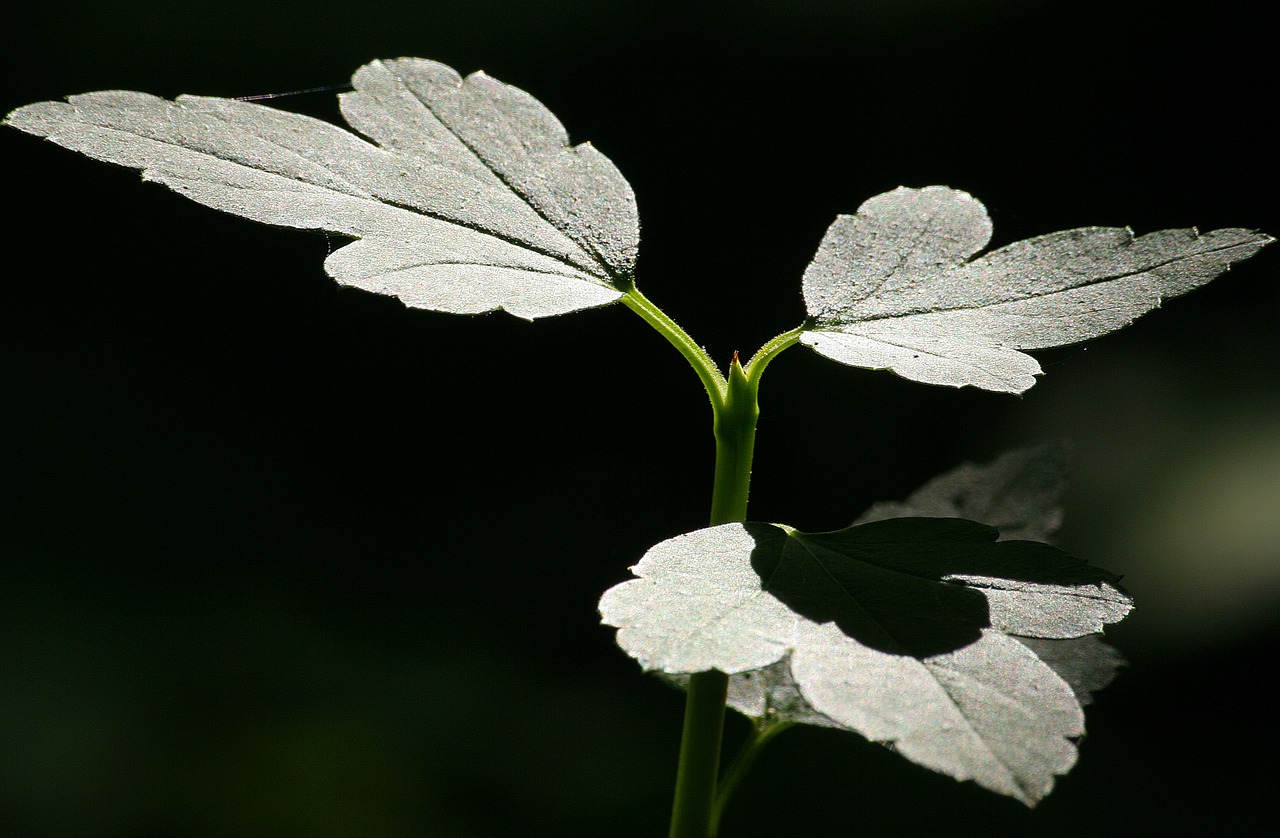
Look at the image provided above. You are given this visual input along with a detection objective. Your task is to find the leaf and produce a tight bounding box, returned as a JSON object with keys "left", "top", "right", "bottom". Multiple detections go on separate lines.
{"left": 1012, "top": 635, "right": 1126, "bottom": 707}
{"left": 854, "top": 440, "right": 1070, "bottom": 542}
{"left": 600, "top": 518, "right": 1132, "bottom": 804}
{"left": 662, "top": 657, "right": 842, "bottom": 730}
{"left": 4, "top": 58, "right": 638, "bottom": 320}
{"left": 799, "top": 185, "right": 1272, "bottom": 393}
{"left": 853, "top": 442, "right": 1128, "bottom": 699}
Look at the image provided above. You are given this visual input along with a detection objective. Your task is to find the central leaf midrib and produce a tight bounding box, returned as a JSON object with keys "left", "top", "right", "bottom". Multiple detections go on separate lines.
{"left": 189, "top": 100, "right": 608, "bottom": 281}
{"left": 198, "top": 168, "right": 599, "bottom": 280}
{"left": 377, "top": 260, "right": 595, "bottom": 280}
{"left": 830, "top": 233, "right": 1251, "bottom": 324}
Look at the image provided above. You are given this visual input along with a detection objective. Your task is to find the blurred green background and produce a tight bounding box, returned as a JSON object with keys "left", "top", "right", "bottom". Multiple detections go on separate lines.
{"left": 2, "top": 1, "right": 1276, "bottom": 835}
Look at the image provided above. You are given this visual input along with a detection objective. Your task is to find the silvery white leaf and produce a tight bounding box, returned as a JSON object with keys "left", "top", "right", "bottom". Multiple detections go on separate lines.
{"left": 600, "top": 518, "right": 1132, "bottom": 804}
{"left": 5, "top": 58, "right": 638, "bottom": 320}
{"left": 855, "top": 441, "right": 1070, "bottom": 542}
{"left": 800, "top": 186, "right": 1271, "bottom": 393}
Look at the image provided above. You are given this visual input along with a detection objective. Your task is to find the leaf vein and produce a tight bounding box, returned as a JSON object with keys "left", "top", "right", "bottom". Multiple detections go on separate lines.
{"left": 392, "top": 70, "right": 618, "bottom": 281}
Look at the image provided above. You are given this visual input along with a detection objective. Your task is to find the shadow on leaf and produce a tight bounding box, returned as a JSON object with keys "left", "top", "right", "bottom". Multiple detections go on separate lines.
{"left": 746, "top": 517, "right": 1124, "bottom": 659}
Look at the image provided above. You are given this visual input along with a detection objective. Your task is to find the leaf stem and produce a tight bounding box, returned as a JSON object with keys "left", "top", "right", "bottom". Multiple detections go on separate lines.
{"left": 711, "top": 719, "right": 795, "bottom": 836}
{"left": 742, "top": 326, "right": 804, "bottom": 390}
{"left": 622, "top": 286, "right": 726, "bottom": 410}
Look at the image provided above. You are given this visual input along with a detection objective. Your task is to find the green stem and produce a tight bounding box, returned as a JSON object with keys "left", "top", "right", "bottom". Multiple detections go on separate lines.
{"left": 618, "top": 285, "right": 804, "bottom": 838}
{"left": 622, "top": 286, "right": 726, "bottom": 410}
{"left": 668, "top": 670, "right": 730, "bottom": 838}
{"left": 709, "top": 353, "right": 759, "bottom": 526}
{"left": 711, "top": 720, "right": 794, "bottom": 836}
{"left": 670, "top": 354, "right": 760, "bottom": 838}
{"left": 742, "top": 326, "right": 804, "bottom": 390}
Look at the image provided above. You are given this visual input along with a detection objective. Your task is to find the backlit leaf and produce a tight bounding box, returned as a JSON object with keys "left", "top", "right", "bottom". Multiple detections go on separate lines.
{"left": 851, "top": 443, "right": 1128, "bottom": 701}
{"left": 4, "top": 58, "right": 637, "bottom": 320}
{"left": 854, "top": 441, "right": 1070, "bottom": 542}
{"left": 800, "top": 186, "right": 1271, "bottom": 393}
{"left": 600, "top": 517, "right": 1131, "bottom": 804}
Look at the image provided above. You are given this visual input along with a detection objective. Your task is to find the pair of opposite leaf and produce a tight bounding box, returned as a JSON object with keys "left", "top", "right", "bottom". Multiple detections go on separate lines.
{"left": 7, "top": 57, "right": 1270, "bottom": 394}
{"left": 6, "top": 59, "right": 1268, "bottom": 805}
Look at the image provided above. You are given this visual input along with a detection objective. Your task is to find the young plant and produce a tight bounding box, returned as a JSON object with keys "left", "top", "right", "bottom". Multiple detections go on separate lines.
{"left": 6, "top": 58, "right": 1270, "bottom": 837}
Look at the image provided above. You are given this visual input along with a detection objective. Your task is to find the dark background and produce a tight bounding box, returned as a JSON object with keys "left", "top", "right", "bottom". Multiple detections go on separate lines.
{"left": 2, "top": 1, "right": 1277, "bottom": 835}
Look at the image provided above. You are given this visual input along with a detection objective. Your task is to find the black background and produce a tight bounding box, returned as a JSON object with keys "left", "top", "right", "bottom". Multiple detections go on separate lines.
{"left": 2, "top": 2, "right": 1277, "bottom": 835}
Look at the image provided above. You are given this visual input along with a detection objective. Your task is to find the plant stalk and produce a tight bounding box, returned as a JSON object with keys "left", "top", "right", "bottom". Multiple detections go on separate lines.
{"left": 618, "top": 287, "right": 797, "bottom": 838}
{"left": 709, "top": 354, "right": 759, "bottom": 526}
{"left": 622, "top": 287, "right": 726, "bottom": 410}
{"left": 668, "top": 353, "right": 761, "bottom": 838}
{"left": 710, "top": 719, "right": 794, "bottom": 836}
{"left": 668, "top": 670, "right": 731, "bottom": 838}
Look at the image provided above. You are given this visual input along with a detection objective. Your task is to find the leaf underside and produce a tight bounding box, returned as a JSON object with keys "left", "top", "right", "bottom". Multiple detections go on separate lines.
{"left": 5, "top": 58, "right": 638, "bottom": 320}
{"left": 600, "top": 445, "right": 1132, "bottom": 805}
{"left": 799, "top": 185, "right": 1272, "bottom": 393}
{"left": 601, "top": 519, "right": 1130, "bottom": 805}
{"left": 855, "top": 440, "right": 1070, "bottom": 542}
{"left": 849, "top": 442, "right": 1127, "bottom": 702}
